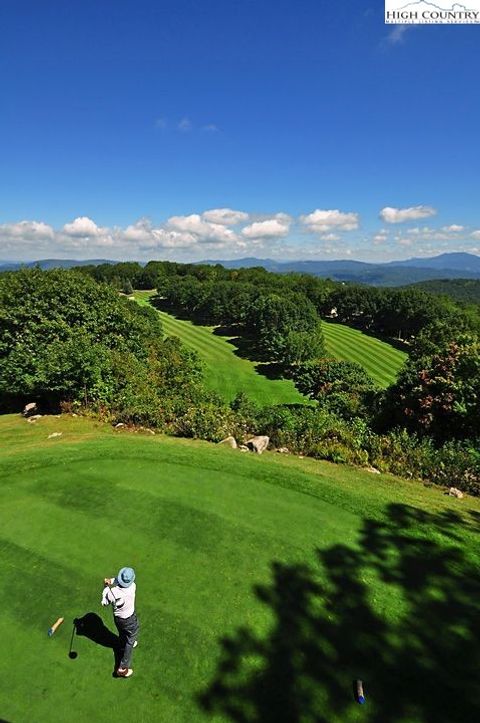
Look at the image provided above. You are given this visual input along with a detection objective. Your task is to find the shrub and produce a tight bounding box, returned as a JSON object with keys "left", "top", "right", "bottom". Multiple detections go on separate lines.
{"left": 430, "top": 442, "right": 480, "bottom": 496}
{"left": 254, "top": 405, "right": 369, "bottom": 465}
{"left": 174, "top": 401, "right": 237, "bottom": 442}
{"left": 366, "top": 429, "right": 436, "bottom": 479}
{"left": 384, "top": 335, "right": 480, "bottom": 442}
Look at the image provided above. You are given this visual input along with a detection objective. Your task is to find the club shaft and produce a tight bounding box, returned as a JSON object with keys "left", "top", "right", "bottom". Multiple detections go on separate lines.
{"left": 69, "top": 623, "right": 76, "bottom": 653}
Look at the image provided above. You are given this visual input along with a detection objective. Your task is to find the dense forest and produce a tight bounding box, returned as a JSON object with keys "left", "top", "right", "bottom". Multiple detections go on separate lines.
{"left": 406, "top": 278, "right": 480, "bottom": 305}
{"left": 77, "top": 259, "right": 480, "bottom": 338}
{"left": 1, "top": 263, "right": 480, "bottom": 495}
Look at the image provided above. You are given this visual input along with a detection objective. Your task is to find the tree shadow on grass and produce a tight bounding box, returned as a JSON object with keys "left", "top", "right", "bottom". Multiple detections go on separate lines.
{"left": 252, "top": 362, "right": 288, "bottom": 381}
{"left": 151, "top": 299, "right": 217, "bottom": 326}
{"left": 198, "top": 504, "right": 480, "bottom": 722}
{"left": 213, "top": 324, "right": 244, "bottom": 338}
{"left": 74, "top": 613, "right": 122, "bottom": 671}
{"left": 224, "top": 335, "right": 273, "bottom": 364}
{"left": 213, "top": 328, "right": 291, "bottom": 381}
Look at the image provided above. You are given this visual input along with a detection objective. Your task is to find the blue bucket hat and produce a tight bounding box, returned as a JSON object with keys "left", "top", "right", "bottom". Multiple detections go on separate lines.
{"left": 117, "top": 567, "right": 135, "bottom": 588}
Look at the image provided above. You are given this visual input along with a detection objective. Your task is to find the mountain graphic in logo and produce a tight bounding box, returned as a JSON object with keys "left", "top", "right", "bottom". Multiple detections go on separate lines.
{"left": 397, "top": 1, "right": 476, "bottom": 9}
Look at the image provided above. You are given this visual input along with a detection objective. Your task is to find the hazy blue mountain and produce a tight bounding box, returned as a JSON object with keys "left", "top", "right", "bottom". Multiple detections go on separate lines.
{"left": 201, "top": 253, "right": 480, "bottom": 285}
{"left": 2, "top": 253, "right": 480, "bottom": 286}
{"left": 390, "top": 253, "right": 480, "bottom": 271}
{"left": 0, "top": 259, "right": 117, "bottom": 272}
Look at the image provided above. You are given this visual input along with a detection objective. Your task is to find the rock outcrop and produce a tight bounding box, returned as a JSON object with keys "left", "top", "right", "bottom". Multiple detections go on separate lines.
{"left": 246, "top": 436, "right": 269, "bottom": 454}
{"left": 22, "top": 402, "right": 37, "bottom": 417}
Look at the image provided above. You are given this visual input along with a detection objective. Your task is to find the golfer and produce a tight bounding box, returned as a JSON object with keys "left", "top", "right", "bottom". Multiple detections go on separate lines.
{"left": 101, "top": 566, "right": 139, "bottom": 678}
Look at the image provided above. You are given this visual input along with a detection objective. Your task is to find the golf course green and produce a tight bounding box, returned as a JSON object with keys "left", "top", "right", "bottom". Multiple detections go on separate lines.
{"left": 1, "top": 413, "right": 479, "bottom": 722}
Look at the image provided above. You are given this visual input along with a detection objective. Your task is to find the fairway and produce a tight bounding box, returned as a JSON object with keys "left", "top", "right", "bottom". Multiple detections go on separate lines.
{"left": 134, "top": 291, "right": 306, "bottom": 405}
{"left": 1, "top": 414, "right": 480, "bottom": 723}
{"left": 322, "top": 320, "right": 407, "bottom": 387}
{"left": 135, "top": 292, "right": 406, "bottom": 395}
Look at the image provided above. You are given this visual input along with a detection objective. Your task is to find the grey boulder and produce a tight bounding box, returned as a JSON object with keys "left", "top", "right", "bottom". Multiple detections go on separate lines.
{"left": 246, "top": 436, "right": 269, "bottom": 454}
{"left": 22, "top": 402, "right": 37, "bottom": 417}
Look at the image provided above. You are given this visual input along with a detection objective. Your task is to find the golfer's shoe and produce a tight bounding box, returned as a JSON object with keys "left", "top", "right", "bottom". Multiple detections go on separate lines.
{"left": 117, "top": 667, "right": 133, "bottom": 678}
{"left": 133, "top": 640, "right": 138, "bottom": 648}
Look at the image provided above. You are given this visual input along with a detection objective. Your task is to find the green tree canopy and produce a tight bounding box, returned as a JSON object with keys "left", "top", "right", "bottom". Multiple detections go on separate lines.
{"left": 0, "top": 268, "right": 162, "bottom": 406}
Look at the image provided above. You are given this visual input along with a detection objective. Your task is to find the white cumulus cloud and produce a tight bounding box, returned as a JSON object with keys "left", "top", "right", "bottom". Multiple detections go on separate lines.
{"left": 62, "top": 216, "right": 103, "bottom": 237}
{"left": 167, "top": 213, "right": 237, "bottom": 244}
{"left": 122, "top": 219, "right": 197, "bottom": 249}
{"left": 320, "top": 233, "right": 341, "bottom": 242}
{"left": 4, "top": 206, "right": 474, "bottom": 263}
{"left": 442, "top": 224, "right": 464, "bottom": 232}
{"left": 202, "top": 208, "right": 249, "bottom": 226}
{"left": 380, "top": 205, "right": 437, "bottom": 224}
{"left": 300, "top": 209, "right": 359, "bottom": 233}
{"left": 241, "top": 216, "right": 291, "bottom": 240}
{"left": 0, "top": 220, "right": 55, "bottom": 241}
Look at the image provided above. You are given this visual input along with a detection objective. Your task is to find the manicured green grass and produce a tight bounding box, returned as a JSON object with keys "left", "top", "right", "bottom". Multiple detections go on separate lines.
{"left": 1, "top": 413, "right": 480, "bottom": 722}
{"left": 322, "top": 320, "right": 408, "bottom": 387}
{"left": 134, "top": 291, "right": 306, "bottom": 406}
{"left": 136, "top": 292, "right": 407, "bottom": 390}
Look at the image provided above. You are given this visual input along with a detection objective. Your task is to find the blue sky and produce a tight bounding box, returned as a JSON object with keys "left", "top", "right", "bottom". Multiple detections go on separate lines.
{"left": 1, "top": 0, "right": 479, "bottom": 261}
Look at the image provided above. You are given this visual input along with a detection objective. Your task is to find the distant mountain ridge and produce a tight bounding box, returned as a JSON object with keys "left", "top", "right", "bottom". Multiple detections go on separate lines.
{"left": 0, "top": 259, "right": 118, "bottom": 272}
{"left": 2, "top": 252, "right": 480, "bottom": 286}
{"left": 201, "top": 252, "right": 480, "bottom": 285}
{"left": 389, "top": 252, "right": 480, "bottom": 271}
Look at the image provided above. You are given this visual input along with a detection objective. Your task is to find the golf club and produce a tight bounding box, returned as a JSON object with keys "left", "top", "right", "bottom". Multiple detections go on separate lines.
{"left": 68, "top": 621, "right": 78, "bottom": 659}
{"left": 47, "top": 616, "right": 64, "bottom": 637}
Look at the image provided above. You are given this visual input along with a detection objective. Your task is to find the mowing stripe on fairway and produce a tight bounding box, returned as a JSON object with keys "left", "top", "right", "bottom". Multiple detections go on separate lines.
{"left": 134, "top": 292, "right": 307, "bottom": 405}
{"left": 322, "top": 320, "right": 407, "bottom": 387}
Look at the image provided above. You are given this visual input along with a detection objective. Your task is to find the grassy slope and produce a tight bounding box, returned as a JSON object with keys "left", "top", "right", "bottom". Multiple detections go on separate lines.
{"left": 134, "top": 291, "right": 306, "bottom": 406}
{"left": 1, "top": 414, "right": 480, "bottom": 723}
{"left": 322, "top": 320, "right": 407, "bottom": 387}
